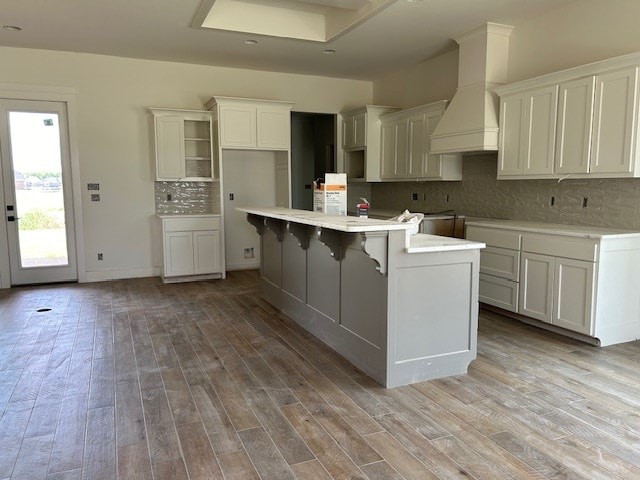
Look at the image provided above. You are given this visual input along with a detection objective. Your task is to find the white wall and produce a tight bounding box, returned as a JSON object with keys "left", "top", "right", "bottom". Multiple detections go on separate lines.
{"left": 508, "top": 0, "right": 640, "bottom": 82}
{"left": 0, "top": 47, "right": 372, "bottom": 281}
{"left": 373, "top": 50, "right": 458, "bottom": 108}
{"left": 374, "top": 0, "right": 640, "bottom": 107}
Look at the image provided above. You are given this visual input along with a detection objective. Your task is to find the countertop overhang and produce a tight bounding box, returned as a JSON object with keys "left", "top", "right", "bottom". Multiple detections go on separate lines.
{"left": 237, "top": 207, "right": 485, "bottom": 254}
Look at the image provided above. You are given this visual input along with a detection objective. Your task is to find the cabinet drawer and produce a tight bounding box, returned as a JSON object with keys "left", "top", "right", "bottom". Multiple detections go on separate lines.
{"left": 163, "top": 216, "right": 220, "bottom": 232}
{"left": 521, "top": 233, "right": 598, "bottom": 261}
{"left": 479, "top": 274, "right": 519, "bottom": 313}
{"left": 480, "top": 246, "right": 520, "bottom": 281}
{"left": 466, "top": 226, "right": 521, "bottom": 250}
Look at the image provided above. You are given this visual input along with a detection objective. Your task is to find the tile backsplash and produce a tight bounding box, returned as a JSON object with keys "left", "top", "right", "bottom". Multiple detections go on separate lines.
{"left": 371, "top": 154, "right": 640, "bottom": 229}
{"left": 155, "top": 181, "right": 220, "bottom": 214}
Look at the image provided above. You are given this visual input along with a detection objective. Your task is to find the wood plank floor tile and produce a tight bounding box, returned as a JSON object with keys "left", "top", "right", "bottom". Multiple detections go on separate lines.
{"left": 116, "top": 440, "right": 153, "bottom": 480}
{"left": 175, "top": 422, "right": 224, "bottom": 479}
{"left": 281, "top": 402, "right": 366, "bottom": 480}
{"left": 1, "top": 273, "right": 640, "bottom": 479}
{"left": 289, "top": 460, "right": 332, "bottom": 480}
{"left": 237, "top": 427, "right": 297, "bottom": 480}
{"left": 11, "top": 433, "right": 54, "bottom": 480}
{"left": 82, "top": 406, "right": 116, "bottom": 480}
{"left": 47, "top": 394, "right": 88, "bottom": 475}
{"left": 217, "top": 449, "right": 261, "bottom": 480}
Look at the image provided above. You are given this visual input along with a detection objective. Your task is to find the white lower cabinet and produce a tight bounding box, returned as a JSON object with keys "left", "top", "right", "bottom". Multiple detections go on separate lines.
{"left": 553, "top": 257, "right": 594, "bottom": 335}
{"left": 466, "top": 226, "right": 521, "bottom": 313}
{"left": 467, "top": 220, "right": 640, "bottom": 346}
{"left": 519, "top": 252, "right": 594, "bottom": 335}
{"left": 519, "top": 252, "right": 555, "bottom": 323}
{"left": 157, "top": 215, "right": 223, "bottom": 282}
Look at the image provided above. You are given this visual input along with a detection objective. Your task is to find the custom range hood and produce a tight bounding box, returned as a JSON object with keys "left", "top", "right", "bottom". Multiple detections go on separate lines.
{"left": 430, "top": 22, "right": 514, "bottom": 155}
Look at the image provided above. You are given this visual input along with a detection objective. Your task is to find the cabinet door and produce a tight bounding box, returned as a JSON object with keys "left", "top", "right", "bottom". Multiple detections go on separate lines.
{"left": 408, "top": 114, "right": 425, "bottom": 178}
{"left": 165, "top": 232, "right": 194, "bottom": 276}
{"left": 342, "top": 116, "right": 355, "bottom": 149}
{"left": 479, "top": 273, "right": 519, "bottom": 313}
{"left": 219, "top": 105, "right": 256, "bottom": 148}
{"left": 519, "top": 252, "right": 554, "bottom": 323}
{"left": 395, "top": 120, "right": 408, "bottom": 178}
{"left": 380, "top": 122, "right": 397, "bottom": 178}
{"left": 193, "top": 230, "right": 221, "bottom": 275}
{"left": 480, "top": 246, "right": 520, "bottom": 281}
{"left": 522, "top": 85, "right": 558, "bottom": 175}
{"left": 257, "top": 107, "right": 290, "bottom": 150}
{"left": 555, "top": 77, "right": 595, "bottom": 174}
{"left": 424, "top": 110, "right": 443, "bottom": 178}
{"left": 498, "top": 94, "right": 525, "bottom": 176}
{"left": 590, "top": 67, "right": 638, "bottom": 174}
{"left": 155, "top": 115, "right": 185, "bottom": 180}
{"left": 353, "top": 113, "right": 367, "bottom": 148}
{"left": 553, "top": 258, "right": 594, "bottom": 335}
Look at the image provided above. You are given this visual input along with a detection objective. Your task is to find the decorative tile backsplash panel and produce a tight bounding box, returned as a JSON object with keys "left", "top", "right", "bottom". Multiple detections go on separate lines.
{"left": 155, "top": 181, "right": 220, "bottom": 214}
{"left": 371, "top": 154, "right": 640, "bottom": 229}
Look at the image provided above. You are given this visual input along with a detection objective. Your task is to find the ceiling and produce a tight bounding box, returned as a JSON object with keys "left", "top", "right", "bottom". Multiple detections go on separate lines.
{"left": 0, "top": 0, "right": 575, "bottom": 80}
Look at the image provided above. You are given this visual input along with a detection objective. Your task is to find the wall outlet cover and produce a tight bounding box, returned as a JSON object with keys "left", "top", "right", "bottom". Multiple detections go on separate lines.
{"left": 91, "top": 193, "right": 100, "bottom": 202}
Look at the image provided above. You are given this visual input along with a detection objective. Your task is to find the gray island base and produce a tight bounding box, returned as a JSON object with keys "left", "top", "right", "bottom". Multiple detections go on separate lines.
{"left": 239, "top": 207, "right": 485, "bottom": 388}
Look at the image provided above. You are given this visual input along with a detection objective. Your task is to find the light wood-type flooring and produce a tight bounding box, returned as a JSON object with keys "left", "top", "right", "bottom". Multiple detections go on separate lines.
{"left": 1, "top": 270, "right": 640, "bottom": 479}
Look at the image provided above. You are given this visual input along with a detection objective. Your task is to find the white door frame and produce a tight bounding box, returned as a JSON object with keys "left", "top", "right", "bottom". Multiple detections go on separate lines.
{"left": 0, "top": 83, "right": 85, "bottom": 288}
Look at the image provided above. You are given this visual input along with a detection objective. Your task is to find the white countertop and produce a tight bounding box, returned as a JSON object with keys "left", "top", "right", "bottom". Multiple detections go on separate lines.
{"left": 156, "top": 213, "right": 220, "bottom": 219}
{"left": 466, "top": 218, "right": 640, "bottom": 239}
{"left": 406, "top": 234, "right": 484, "bottom": 254}
{"left": 237, "top": 207, "right": 415, "bottom": 232}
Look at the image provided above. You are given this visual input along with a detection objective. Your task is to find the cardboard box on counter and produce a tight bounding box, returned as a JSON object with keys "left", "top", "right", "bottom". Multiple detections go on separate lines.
{"left": 313, "top": 173, "right": 347, "bottom": 216}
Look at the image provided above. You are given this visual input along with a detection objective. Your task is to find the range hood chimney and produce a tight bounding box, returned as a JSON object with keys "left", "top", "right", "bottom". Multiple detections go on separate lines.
{"left": 430, "top": 22, "right": 514, "bottom": 155}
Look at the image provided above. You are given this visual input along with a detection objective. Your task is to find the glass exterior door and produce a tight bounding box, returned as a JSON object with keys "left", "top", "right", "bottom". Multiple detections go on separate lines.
{"left": 0, "top": 99, "right": 77, "bottom": 285}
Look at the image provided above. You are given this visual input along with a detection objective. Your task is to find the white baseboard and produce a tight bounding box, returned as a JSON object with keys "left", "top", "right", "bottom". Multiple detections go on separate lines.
{"left": 84, "top": 267, "right": 156, "bottom": 283}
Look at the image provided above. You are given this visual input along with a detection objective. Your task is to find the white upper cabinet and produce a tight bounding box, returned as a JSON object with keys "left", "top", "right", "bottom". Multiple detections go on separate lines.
{"left": 340, "top": 105, "right": 400, "bottom": 182}
{"left": 155, "top": 115, "right": 185, "bottom": 180}
{"left": 379, "top": 101, "right": 462, "bottom": 182}
{"left": 555, "top": 76, "right": 595, "bottom": 174}
{"left": 590, "top": 67, "right": 638, "bottom": 174}
{"left": 407, "top": 114, "right": 425, "bottom": 178}
{"left": 496, "top": 52, "right": 640, "bottom": 179}
{"left": 219, "top": 105, "right": 256, "bottom": 148}
{"left": 498, "top": 94, "right": 525, "bottom": 176}
{"left": 206, "top": 97, "right": 293, "bottom": 151}
{"left": 498, "top": 86, "right": 557, "bottom": 177}
{"left": 342, "top": 112, "right": 366, "bottom": 149}
{"left": 523, "top": 86, "right": 558, "bottom": 175}
{"left": 151, "top": 109, "right": 215, "bottom": 182}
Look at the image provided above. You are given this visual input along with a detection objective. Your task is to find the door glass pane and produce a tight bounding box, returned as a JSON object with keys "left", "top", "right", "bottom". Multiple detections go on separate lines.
{"left": 8, "top": 111, "right": 69, "bottom": 267}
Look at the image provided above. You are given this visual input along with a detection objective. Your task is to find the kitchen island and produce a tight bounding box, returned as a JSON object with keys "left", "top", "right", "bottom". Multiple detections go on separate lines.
{"left": 239, "top": 207, "right": 485, "bottom": 387}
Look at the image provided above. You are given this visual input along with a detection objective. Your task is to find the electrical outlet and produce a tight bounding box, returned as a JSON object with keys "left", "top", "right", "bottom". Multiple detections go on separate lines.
{"left": 582, "top": 197, "right": 588, "bottom": 208}
{"left": 90, "top": 193, "right": 100, "bottom": 202}
{"left": 243, "top": 247, "right": 254, "bottom": 259}
{"left": 229, "top": 193, "right": 234, "bottom": 201}
{"left": 97, "top": 253, "right": 103, "bottom": 260}
{"left": 411, "top": 193, "right": 418, "bottom": 201}
{"left": 166, "top": 193, "right": 172, "bottom": 201}
{"left": 87, "top": 183, "right": 100, "bottom": 190}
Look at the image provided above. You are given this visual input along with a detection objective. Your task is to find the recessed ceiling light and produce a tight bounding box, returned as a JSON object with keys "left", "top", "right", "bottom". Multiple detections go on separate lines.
{"left": 323, "top": 49, "right": 336, "bottom": 54}
{"left": 2, "top": 25, "right": 22, "bottom": 31}
{"left": 244, "top": 39, "right": 258, "bottom": 45}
